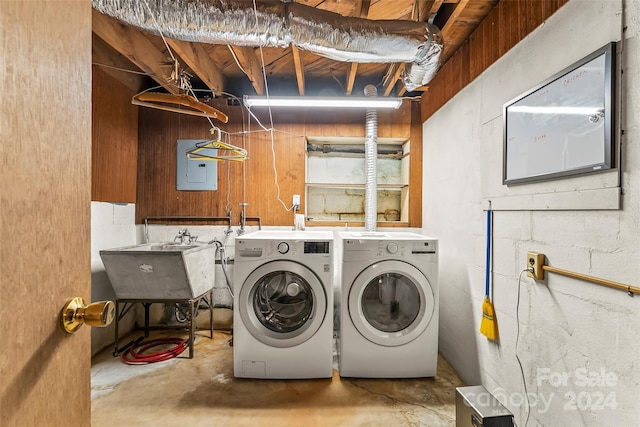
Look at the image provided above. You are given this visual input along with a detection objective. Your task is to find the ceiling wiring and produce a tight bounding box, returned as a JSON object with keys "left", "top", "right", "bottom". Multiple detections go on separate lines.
{"left": 92, "top": 62, "right": 151, "bottom": 75}
{"left": 129, "top": 0, "right": 299, "bottom": 213}
{"left": 141, "top": 0, "right": 221, "bottom": 130}
{"left": 227, "top": 45, "right": 250, "bottom": 77}
{"left": 250, "top": 0, "right": 294, "bottom": 212}
{"left": 142, "top": 0, "right": 177, "bottom": 64}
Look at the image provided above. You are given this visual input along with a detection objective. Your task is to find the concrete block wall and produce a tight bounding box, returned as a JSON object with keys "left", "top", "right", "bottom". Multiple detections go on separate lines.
{"left": 91, "top": 202, "right": 137, "bottom": 356}
{"left": 423, "top": 1, "right": 640, "bottom": 425}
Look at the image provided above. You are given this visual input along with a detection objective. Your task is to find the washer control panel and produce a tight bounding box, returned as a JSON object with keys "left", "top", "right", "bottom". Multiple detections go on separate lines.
{"left": 386, "top": 242, "right": 399, "bottom": 254}
{"left": 277, "top": 242, "right": 289, "bottom": 254}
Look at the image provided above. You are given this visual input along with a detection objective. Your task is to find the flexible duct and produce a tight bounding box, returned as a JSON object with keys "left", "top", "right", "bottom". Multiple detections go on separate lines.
{"left": 92, "top": 0, "right": 443, "bottom": 90}
{"left": 364, "top": 84, "right": 377, "bottom": 232}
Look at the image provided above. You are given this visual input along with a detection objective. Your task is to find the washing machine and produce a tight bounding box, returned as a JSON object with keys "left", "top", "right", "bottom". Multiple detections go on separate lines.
{"left": 233, "top": 230, "right": 334, "bottom": 379}
{"left": 338, "top": 231, "right": 438, "bottom": 378}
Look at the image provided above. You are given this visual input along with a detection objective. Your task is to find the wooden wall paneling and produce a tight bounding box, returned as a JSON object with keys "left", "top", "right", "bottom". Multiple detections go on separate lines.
{"left": 137, "top": 109, "right": 218, "bottom": 223}
{"left": 136, "top": 104, "right": 417, "bottom": 227}
{"left": 421, "top": 0, "right": 568, "bottom": 123}
{"left": 498, "top": 0, "right": 521, "bottom": 57}
{"left": 92, "top": 66, "right": 138, "bottom": 203}
{"left": 468, "top": 20, "right": 486, "bottom": 81}
{"left": 522, "top": 0, "right": 545, "bottom": 37}
{"left": 378, "top": 101, "right": 412, "bottom": 139}
{"left": 409, "top": 102, "right": 423, "bottom": 228}
{"left": 451, "top": 42, "right": 471, "bottom": 96}
{"left": 243, "top": 112, "right": 306, "bottom": 226}
{"left": 483, "top": 7, "right": 501, "bottom": 67}
{"left": 219, "top": 106, "right": 246, "bottom": 221}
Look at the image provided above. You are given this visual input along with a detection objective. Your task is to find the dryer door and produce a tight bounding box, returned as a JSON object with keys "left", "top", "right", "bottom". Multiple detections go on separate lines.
{"left": 239, "top": 260, "right": 327, "bottom": 348}
{"left": 348, "top": 260, "right": 435, "bottom": 347}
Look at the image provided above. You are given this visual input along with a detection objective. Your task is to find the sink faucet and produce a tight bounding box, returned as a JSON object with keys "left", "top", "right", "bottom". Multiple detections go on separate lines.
{"left": 175, "top": 228, "right": 198, "bottom": 244}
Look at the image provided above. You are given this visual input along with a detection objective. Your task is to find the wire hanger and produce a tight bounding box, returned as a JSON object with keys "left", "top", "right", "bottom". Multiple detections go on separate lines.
{"left": 186, "top": 127, "right": 248, "bottom": 162}
{"left": 132, "top": 92, "right": 229, "bottom": 123}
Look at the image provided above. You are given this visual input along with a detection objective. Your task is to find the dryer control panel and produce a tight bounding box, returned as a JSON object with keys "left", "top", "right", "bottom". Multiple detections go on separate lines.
{"left": 341, "top": 236, "right": 437, "bottom": 263}
{"left": 377, "top": 240, "right": 437, "bottom": 257}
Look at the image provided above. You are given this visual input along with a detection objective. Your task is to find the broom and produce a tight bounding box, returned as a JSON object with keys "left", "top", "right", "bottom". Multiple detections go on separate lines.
{"left": 480, "top": 207, "right": 499, "bottom": 340}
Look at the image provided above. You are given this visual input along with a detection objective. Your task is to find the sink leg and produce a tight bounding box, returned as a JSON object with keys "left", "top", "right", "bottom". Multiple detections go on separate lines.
{"left": 188, "top": 299, "right": 195, "bottom": 358}
{"left": 143, "top": 303, "right": 151, "bottom": 337}
{"left": 113, "top": 301, "right": 120, "bottom": 356}
{"left": 209, "top": 289, "right": 214, "bottom": 339}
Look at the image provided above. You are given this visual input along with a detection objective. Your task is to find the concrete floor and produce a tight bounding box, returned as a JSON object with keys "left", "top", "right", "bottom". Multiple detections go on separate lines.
{"left": 91, "top": 330, "right": 464, "bottom": 427}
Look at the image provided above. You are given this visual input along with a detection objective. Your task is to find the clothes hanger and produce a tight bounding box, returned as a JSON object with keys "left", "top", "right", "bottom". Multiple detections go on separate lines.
{"left": 186, "top": 127, "right": 248, "bottom": 162}
{"left": 132, "top": 92, "right": 229, "bottom": 123}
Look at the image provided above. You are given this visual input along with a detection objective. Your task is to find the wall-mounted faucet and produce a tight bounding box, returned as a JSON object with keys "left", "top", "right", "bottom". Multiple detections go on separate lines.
{"left": 175, "top": 228, "right": 198, "bottom": 244}
{"left": 237, "top": 210, "right": 245, "bottom": 236}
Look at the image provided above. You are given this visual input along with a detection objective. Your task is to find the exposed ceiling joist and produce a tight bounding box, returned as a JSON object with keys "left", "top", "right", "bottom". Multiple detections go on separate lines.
{"left": 166, "top": 39, "right": 226, "bottom": 94}
{"left": 92, "top": 0, "right": 499, "bottom": 99}
{"left": 345, "top": 63, "right": 358, "bottom": 96}
{"left": 291, "top": 45, "right": 305, "bottom": 95}
{"left": 92, "top": 33, "right": 143, "bottom": 92}
{"left": 229, "top": 45, "right": 265, "bottom": 95}
{"left": 92, "top": 10, "right": 178, "bottom": 94}
{"left": 356, "top": 0, "right": 372, "bottom": 18}
{"left": 344, "top": 0, "right": 371, "bottom": 96}
{"left": 440, "top": 0, "right": 470, "bottom": 38}
{"left": 383, "top": 63, "right": 405, "bottom": 96}
{"left": 430, "top": 0, "right": 445, "bottom": 16}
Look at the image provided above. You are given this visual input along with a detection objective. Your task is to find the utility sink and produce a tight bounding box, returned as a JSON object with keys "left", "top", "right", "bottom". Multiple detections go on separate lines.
{"left": 99, "top": 242, "right": 216, "bottom": 300}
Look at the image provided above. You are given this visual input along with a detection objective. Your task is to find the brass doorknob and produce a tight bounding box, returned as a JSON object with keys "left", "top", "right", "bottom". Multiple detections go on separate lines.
{"left": 60, "top": 297, "right": 115, "bottom": 334}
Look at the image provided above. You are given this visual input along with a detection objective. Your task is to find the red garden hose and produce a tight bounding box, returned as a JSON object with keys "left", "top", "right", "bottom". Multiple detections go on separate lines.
{"left": 121, "top": 338, "right": 187, "bottom": 364}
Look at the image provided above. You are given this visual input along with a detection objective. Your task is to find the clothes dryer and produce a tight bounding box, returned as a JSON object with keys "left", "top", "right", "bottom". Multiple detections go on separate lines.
{"left": 233, "top": 230, "right": 333, "bottom": 379}
{"left": 339, "top": 232, "right": 438, "bottom": 378}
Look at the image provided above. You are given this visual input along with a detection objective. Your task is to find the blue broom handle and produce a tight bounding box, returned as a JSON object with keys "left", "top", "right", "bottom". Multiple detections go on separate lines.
{"left": 485, "top": 209, "right": 491, "bottom": 297}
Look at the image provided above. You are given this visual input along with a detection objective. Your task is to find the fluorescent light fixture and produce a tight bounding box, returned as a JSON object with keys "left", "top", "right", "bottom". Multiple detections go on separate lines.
{"left": 243, "top": 96, "right": 402, "bottom": 109}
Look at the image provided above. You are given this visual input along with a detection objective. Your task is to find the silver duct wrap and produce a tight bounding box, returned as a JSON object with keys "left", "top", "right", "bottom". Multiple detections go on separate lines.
{"left": 92, "top": 0, "right": 443, "bottom": 90}
{"left": 364, "top": 84, "right": 378, "bottom": 232}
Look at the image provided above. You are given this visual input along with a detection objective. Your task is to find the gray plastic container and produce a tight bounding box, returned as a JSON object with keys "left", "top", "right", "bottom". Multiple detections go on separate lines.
{"left": 99, "top": 243, "right": 216, "bottom": 300}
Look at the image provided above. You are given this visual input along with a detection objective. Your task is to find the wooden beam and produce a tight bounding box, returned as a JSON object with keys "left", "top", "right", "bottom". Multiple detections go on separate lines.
{"left": 430, "top": 0, "right": 445, "bottom": 16}
{"left": 92, "top": 10, "right": 178, "bottom": 94}
{"left": 345, "top": 0, "right": 371, "bottom": 96}
{"left": 166, "top": 39, "right": 225, "bottom": 94}
{"left": 229, "top": 45, "right": 265, "bottom": 95}
{"left": 92, "top": 33, "right": 143, "bottom": 93}
{"left": 356, "top": 0, "right": 371, "bottom": 18}
{"left": 440, "top": 0, "right": 470, "bottom": 38}
{"left": 383, "top": 63, "right": 405, "bottom": 96}
{"left": 345, "top": 63, "right": 358, "bottom": 96}
{"left": 291, "top": 45, "right": 305, "bottom": 95}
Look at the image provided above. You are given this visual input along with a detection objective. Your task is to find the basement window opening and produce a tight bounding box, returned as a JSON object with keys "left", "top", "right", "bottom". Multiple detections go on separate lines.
{"left": 304, "top": 136, "right": 410, "bottom": 225}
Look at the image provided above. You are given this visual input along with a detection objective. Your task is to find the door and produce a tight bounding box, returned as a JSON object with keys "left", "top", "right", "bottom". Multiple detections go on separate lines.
{"left": 0, "top": 2, "right": 92, "bottom": 427}
{"left": 238, "top": 260, "right": 327, "bottom": 348}
{"left": 348, "top": 260, "right": 435, "bottom": 346}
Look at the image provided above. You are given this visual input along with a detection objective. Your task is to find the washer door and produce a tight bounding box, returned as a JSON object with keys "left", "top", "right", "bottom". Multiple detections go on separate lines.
{"left": 348, "top": 260, "right": 434, "bottom": 347}
{"left": 239, "top": 260, "right": 327, "bottom": 348}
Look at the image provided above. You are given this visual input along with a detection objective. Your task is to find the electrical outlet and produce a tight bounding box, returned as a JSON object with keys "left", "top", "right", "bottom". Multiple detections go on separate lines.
{"left": 527, "top": 252, "right": 545, "bottom": 280}
{"left": 292, "top": 194, "right": 300, "bottom": 206}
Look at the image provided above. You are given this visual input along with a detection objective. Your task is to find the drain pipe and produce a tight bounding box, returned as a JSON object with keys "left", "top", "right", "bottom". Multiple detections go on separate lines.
{"left": 364, "top": 84, "right": 378, "bottom": 232}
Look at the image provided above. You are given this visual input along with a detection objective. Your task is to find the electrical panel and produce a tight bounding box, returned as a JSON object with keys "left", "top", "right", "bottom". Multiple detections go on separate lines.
{"left": 176, "top": 139, "right": 218, "bottom": 191}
